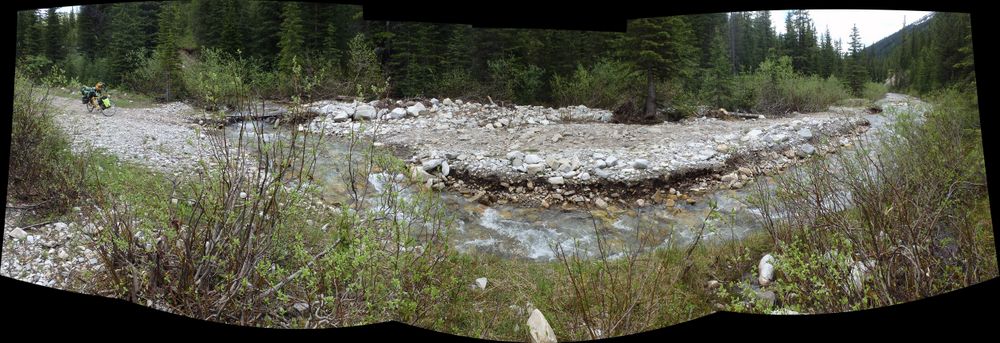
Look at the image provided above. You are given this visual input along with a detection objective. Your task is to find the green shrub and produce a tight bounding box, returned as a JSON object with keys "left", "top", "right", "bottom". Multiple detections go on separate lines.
{"left": 487, "top": 57, "right": 545, "bottom": 104}
{"left": 862, "top": 81, "right": 889, "bottom": 101}
{"left": 8, "top": 67, "right": 84, "bottom": 213}
{"left": 744, "top": 88, "right": 994, "bottom": 313}
{"left": 727, "top": 56, "right": 850, "bottom": 115}
{"left": 435, "top": 69, "right": 483, "bottom": 100}
{"left": 551, "top": 59, "right": 642, "bottom": 110}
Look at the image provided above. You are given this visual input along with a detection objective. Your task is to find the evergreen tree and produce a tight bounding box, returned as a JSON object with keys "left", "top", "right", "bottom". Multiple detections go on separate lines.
{"left": 107, "top": 3, "right": 145, "bottom": 85}
{"left": 155, "top": 2, "right": 183, "bottom": 100}
{"left": 277, "top": 2, "right": 305, "bottom": 72}
{"left": 846, "top": 24, "right": 867, "bottom": 96}
{"left": 617, "top": 17, "right": 696, "bottom": 119}
{"left": 44, "top": 8, "right": 66, "bottom": 62}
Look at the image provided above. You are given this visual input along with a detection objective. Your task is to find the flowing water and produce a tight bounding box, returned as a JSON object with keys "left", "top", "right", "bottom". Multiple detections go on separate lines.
{"left": 226, "top": 94, "right": 925, "bottom": 261}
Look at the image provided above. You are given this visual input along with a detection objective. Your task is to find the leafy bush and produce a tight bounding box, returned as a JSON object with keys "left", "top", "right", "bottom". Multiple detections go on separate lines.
{"left": 435, "top": 69, "right": 484, "bottom": 100}
{"left": 744, "top": 88, "right": 994, "bottom": 313}
{"left": 551, "top": 59, "right": 642, "bottom": 110}
{"left": 487, "top": 57, "right": 545, "bottom": 105}
{"left": 728, "top": 56, "right": 850, "bottom": 115}
{"left": 862, "top": 81, "right": 889, "bottom": 101}
{"left": 9, "top": 68, "right": 84, "bottom": 213}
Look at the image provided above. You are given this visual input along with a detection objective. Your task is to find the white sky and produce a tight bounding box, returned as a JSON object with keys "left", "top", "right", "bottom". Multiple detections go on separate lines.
{"left": 770, "top": 10, "right": 933, "bottom": 51}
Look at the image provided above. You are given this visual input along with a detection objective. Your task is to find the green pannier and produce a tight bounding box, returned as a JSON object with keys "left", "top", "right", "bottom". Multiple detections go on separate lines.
{"left": 101, "top": 97, "right": 111, "bottom": 109}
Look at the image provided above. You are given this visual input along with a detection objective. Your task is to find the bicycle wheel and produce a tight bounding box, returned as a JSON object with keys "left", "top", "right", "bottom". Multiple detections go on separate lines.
{"left": 102, "top": 100, "right": 116, "bottom": 117}
{"left": 86, "top": 101, "right": 95, "bottom": 113}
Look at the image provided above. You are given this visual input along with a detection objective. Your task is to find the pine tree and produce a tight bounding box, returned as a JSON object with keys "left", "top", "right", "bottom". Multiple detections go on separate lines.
{"left": 617, "top": 17, "right": 696, "bottom": 120}
{"left": 155, "top": 2, "right": 182, "bottom": 100}
{"left": 846, "top": 24, "right": 867, "bottom": 96}
{"left": 44, "top": 8, "right": 66, "bottom": 62}
{"left": 107, "top": 3, "right": 145, "bottom": 85}
{"left": 277, "top": 2, "right": 305, "bottom": 72}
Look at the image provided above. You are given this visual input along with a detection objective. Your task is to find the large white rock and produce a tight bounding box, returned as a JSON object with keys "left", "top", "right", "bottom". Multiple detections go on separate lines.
{"left": 524, "top": 154, "right": 544, "bottom": 165}
{"left": 547, "top": 176, "right": 565, "bottom": 185}
{"left": 406, "top": 102, "right": 427, "bottom": 116}
{"left": 332, "top": 111, "right": 351, "bottom": 122}
{"left": 353, "top": 105, "right": 377, "bottom": 120}
{"left": 475, "top": 277, "right": 488, "bottom": 290}
{"left": 632, "top": 159, "right": 649, "bottom": 169}
{"left": 527, "top": 309, "right": 557, "bottom": 343}
{"left": 421, "top": 159, "right": 444, "bottom": 172}
{"left": 441, "top": 161, "right": 451, "bottom": 177}
{"left": 526, "top": 163, "right": 546, "bottom": 175}
{"left": 507, "top": 151, "right": 525, "bottom": 161}
{"left": 759, "top": 254, "right": 776, "bottom": 286}
{"left": 388, "top": 107, "right": 407, "bottom": 119}
{"left": 797, "top": 128, "right": 813, "bottom": 139}
{"left": 9, "top": 228, "right": 27, "bottom": 240}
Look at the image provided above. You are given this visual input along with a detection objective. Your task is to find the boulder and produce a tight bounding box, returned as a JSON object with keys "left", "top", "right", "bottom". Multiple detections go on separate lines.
{"left": 422, "top": 159, "right": 444, "bottom": 171}
{"left": 632, "top": 159, "right": 650, "bottom": 170}
{"left": 576, "top": 172, "right": 591, "bottom": 181}
{"left": 526, "top": 163, "right": 546, "bottom": 175}
{"left": 388, "top": 107, "right": 407, "bottom": 119}
{"left": 441, "top": 161, "right": 451, "bottom": 177}
{"left": 524, "top": 154, "right": 544, "bottom": 165}
{"left": 758, "top": 254, "right": 776, "bottom": 286}
{"left": 527, "top": 309, "right": 557, "bottom": 343}
{"left": 797, "top": 128, "right": 813, "bottom": 139}
{"left": 547, "top": 176, "right": 565, "bottom": 185}
{"left": 407, "top": 102, "right": 428, "bottom": 116}
{"left": 332, "top": 111, "right": 351, "bottom": 122}
{"left": 798, "top": 144, "right": 816, "bottom": 157}
{"left": 353, "top": 105, "right": 377, "bottom": 120}
{"left": 475, "top": 277, "right": 488, "bottom": 290}
{"left": 9, "top": 228, "right": 27, "bottom": 240}
{"left": 506, "top": 151, "right": 525, "bottom": 161}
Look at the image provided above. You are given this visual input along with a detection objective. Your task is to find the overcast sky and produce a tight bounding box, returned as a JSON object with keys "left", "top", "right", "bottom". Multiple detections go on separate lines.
{"left": 770, "top": 10, "right": 933, "bottom": 51}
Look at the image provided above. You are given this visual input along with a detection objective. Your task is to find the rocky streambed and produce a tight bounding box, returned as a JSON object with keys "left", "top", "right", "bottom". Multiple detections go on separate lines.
{"left": 304, "top": 97, "right": 874, "bottom": 210}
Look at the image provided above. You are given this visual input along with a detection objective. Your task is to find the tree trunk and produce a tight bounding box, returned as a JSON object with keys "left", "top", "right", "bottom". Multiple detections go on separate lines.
{"left": 645, "top": 68, "right": 656, "bottom": 119}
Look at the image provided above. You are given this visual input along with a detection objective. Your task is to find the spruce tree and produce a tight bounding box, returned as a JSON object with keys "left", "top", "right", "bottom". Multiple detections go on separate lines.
{"left": 44, "top": 8, "right": 66, "bottom": 63}
{"left": 617, "top": 17, "right": 696, "bottom": 120}
{"left": 277, "top": 2, "right": 305, "bottom": 72}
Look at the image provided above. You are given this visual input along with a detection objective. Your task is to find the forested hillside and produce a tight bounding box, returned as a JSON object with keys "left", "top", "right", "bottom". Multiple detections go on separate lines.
{"left": 18, "top": 4, "right": 975, "bottom": 120}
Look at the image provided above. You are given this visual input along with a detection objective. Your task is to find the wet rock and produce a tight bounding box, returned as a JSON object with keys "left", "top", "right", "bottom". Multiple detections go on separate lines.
{"left": 547, "top": 176, "right": 565, "bottom": 185}
{"left": 527, "top": 309, "right": 557, "bottom": 343}
{"left": 759, "top": 254, "right": 776, "bottom": 286}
